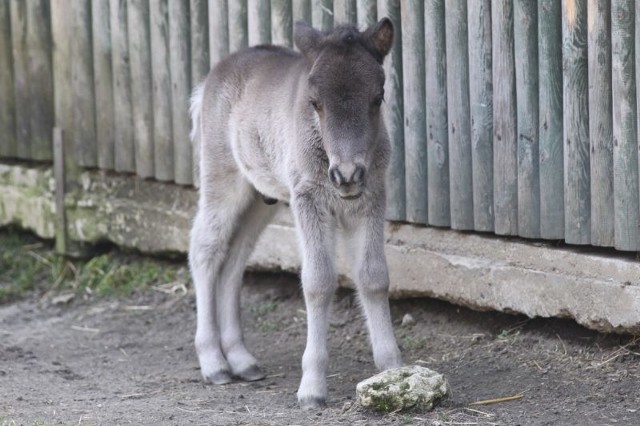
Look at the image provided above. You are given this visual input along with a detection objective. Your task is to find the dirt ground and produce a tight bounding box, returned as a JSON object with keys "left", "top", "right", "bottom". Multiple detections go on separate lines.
{"left": 1, "top": 271, "right": 639, "bottom": 425}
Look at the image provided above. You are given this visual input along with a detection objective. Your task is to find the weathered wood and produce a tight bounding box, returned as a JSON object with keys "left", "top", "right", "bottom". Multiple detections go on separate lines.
{"left": 356, "top": 0, "right": 376, "bottom": 27}
{"left": 128, "top": 0, "right": 154, "bottom": 178}
{"left": 611, "top": 0, "right": 639, "bottom": 250}
{"left": 0, "top": 0, "right": 16, "bottom": 158}
{"left": 292, "top": 0, "right": 311, "bottom": 24}
{"left": 538, "top": 0, "right": 564, "bottom": 239}
{"left": 10, "top": 0, "right": 29, "bottom": 159}
{"left": 401, "top": 0, "right": 427, "bottom": 224}
{"left": 587, "top": 0, "right": 613, "bottom": 245}
{"left": 491, "top": 0, "right": 518, "bottom": 235}
{"left": 71, "top": 0, "right": 97, "bottom": 168}
{"left": 562, "top": 0, "right": 591, "bottom": 244}
{"left": 271, "top": 0, "right": 292, "bottom": 47}
{"left": 249, "top": 0, "right": 270, "bottom": 45}
{"left": 334, "top": 0, "right": 356, "bottom": 24}
{"left": 445, "top": 0, "right": 473, "bottom": 230}
{"left": 150, "top": 0, "right": 174, "bottom": 182}
{"left": 26, "top": 0, "right": 54, "bottom": 161}
{"left": 190, "top": 0, "right": 209, "bottom": 84}
{"left": 378, "top": 0, "right": 405, "bottom": 221}
{"left": 209, "top": 0, "right": 228, "bottom": 67}
{"left": 110, "top": 0, "right": 135, "bottom": 172}
{"left": 467, "top": 0, "right": 494, "bottom": 232}
{"left": 312, "top": 0, "right": 333, "bottom": 32}
{"left": 514, "top": 0, "right": 540, "bottom": 238}
{"left": 228, "top": 0, "right": 247, "bottom": 53}
{"left": 169, "top": 0, "right": 193, "bottom": 185}
{"left": 51, "top": 0, "right": 72, "bottom": 138}
{"left": 92, "top": 0, "right": 115, "bottom": 170}
{"left": 53, "top": 127, "right": 67, "bottom": 253}
{"left": 424, "top": 0, "right": 449, "bottom": 227}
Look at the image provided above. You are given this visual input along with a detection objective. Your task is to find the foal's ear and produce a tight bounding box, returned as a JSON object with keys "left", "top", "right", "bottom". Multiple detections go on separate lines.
{"left": 294, "top": 21, "right": 323, "bottom": 60}
{"left": 365, "top": 17, "right": 394, "bottom": 63}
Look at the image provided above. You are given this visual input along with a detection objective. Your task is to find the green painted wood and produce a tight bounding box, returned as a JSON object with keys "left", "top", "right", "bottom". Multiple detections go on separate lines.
{"left": 92, "top": 0, "right": 115, "bottom": 170}
{"left": 26, "top": 0, "right": 53, "bottom": 161}
{"left": 169, "top": 0, "right": 193, "bottom": 185}
{"left": 401, "top": 0, "right": 427, "bottom": 224}
{"left": 334, "top": 0, "right": 356, "bottom": 24}
{"left": 128, "top": 0, "right": 154, "bottom": 178}
{"left": 491, "top": 0, "right": 518, "bottom": 235}
{"left": 587, "top": 0, "right": 613, "bottom": 246}
{"left": 10, "top": 0, "right": 29, "bottom": 159}
{"left": 538, "top": 0, "right": 564, "bottom": 239}
{"left": 71, "top": 0, "right": 97, "bottom": 168}
{"left": 271, "top": 0, "right": 292, "bottom": 47}
{"left": 514, "top": 0, "right": 540, "bottom": 238}
{"left": 467, "top": 0, "right": 494, "bottom": 232}
{"left": 228, "top": 0, "right": 247, "bottom": 52}
{"left": 424, "top": 0, "right": 449, "bottom": 227}
{"left": 611, "top": 0, "right": 639, "bottom": 250}
{"left": 356, "top": 0, "right": 376, "bottom": 27}
{"left": 0, "top": 0, "right": 16, "bottom": 158}
{"left": 445, "top": 0, "right": 473, "bottom": 230}
{"left": 249, "top": 0, "right": 271, "bottom": 45}
{"left": 110, "top": 0, "right": 134, "bottom": 172}
{"left": 292, "top": 0, "right": 311, "bottom": 24}
{"left": 378, "top": 0, "right": 405, "bottom": 221}
{"left": 208, "top": 0, "right": 228, "bottom": 67}
{"left": 312, "top": 0, "right": 333, "bottom": 31}
{"left": 151, "top": 0, "right": 174, "bottom": 182}
{"left": 562, "top": 0, "right": 591, "bottom": 244}
{"left": 190, "top": 0, "right": 209, "bottom": 83}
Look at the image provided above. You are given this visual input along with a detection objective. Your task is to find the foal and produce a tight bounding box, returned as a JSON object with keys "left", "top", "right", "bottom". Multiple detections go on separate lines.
{"left": 189, "top": 18, "right": 402, "bottom": 409}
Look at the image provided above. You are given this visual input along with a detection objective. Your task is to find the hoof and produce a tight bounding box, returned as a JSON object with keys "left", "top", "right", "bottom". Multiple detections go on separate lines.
{"left": 234, "top": 365, "right": 266, "bottom": 382}
{"left": 299, "top": 396, "right": 326, "bottom": 411}
{"left": 206, "top": 370, "right": 233, "bottom": 385}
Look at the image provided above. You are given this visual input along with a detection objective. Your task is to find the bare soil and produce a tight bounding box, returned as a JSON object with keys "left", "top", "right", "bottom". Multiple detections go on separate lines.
{"left": 1, "top": 272, "right": 639, "bottom": 425}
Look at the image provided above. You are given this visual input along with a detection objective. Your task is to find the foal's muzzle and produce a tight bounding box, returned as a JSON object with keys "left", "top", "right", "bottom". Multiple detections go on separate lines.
{"left": 328, "top": 163, "right": 366, "bottom": 199}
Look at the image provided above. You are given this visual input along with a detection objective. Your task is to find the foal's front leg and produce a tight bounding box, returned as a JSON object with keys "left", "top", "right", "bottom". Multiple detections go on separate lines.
{"left": 292, "top": 193, "right": 337, "bottom": 410}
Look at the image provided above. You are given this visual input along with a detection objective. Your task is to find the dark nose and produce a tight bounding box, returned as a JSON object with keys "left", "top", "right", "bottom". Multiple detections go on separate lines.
{"left": 328, "top": 165, "right": 366, "bottom": 188}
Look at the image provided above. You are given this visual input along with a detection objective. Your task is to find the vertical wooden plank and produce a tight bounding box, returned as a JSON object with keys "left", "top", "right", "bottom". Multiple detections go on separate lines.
{"left": 10, "top": 0, "right": 29, "bottom": 159}
{"left": 271, "top": 0, "right": 292, "bottom": 47}
{"left": 169, "top": 0, "right": 192, "bottom": 185}
{"left": 51, "top": 0, "right": 72, "bottom": 146}
{"left": 587, "top": 0, "right": 613, "bottom": 245}
{"left": 249, "top": 0, "right": 270, "bottom": 45}
{"left": 334, "top": 0, "right": 356, "bottom": 24}
{"left": 468, "top": 0, "right": 494, "bottom": 232}
{"left": 190, "top": 0, "right": 208, "bottom": 186}
{"left": 26, "top": 0, "right": 54, "bottom": 161}
{"left": 357, "top": 0, "right": 377, "bottom": 27}
{"left": 445, "top": 0, "right": 473, "bottom": 230}
{"left": 401, "top": 0, "right": 427, "bottom": 224}
{"left": 424, "top": 0, "right": 449, "bottom": 227}
{"left": 209, "top": 0, "right": 228, "bottom": 67}
{"left": 492, "top": 0, "right": 518, "bottom": 235}
{"left": 562, "top": 0, "right": 590, "bottom": 244}
{"left": 110, "top": 0, "right": 135, "bottom": 172}
{"left": 71, "top": 0, "right": 97, "bottom": 168}
{"left": 92, "top": 0, "right": 115, "bottom": 170}
{"left": 312, "top": 0, "right": 333, "bottom": 32}
{"left": 513, "top": 0, "right": 540, "bottom": 238}
{"left": 128, "top": 0, "right": 154, "bottom": 178}
{"left": 538, "top": 0, "right": 564, "bottom": 239}
{"left": 378, "top": 0, "right": 405, "bottom": 221}
{"left": 292, "top": 0, "right": 311, "bottom": 24}
{"left": 150, "top": 0, "right": 174, "bottom": 182}
{"left": 611, "top": 0, "right": 639, "bottom": 250}
{"left": 0, "top": 0, "right": 16, "bottom": 158}
{"left": 228, "top": 0, "right": 247, "bottom": 53}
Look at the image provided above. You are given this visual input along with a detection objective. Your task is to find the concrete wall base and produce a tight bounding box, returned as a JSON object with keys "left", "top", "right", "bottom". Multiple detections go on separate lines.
{"left": 1, "top": 163, "right": 639, "bottom": 333}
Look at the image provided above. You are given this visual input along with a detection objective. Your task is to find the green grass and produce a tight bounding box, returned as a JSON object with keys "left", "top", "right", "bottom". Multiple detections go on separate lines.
{"left": 0, "top": 228, "right": 183, "bottom": 303}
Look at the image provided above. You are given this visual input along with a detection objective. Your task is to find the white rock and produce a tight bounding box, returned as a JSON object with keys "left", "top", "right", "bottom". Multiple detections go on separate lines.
{"left": 356, "top": 365, "right": 449, "bottom": 412}
{"left": 401, "top": 313, "right": 416, "bottom": 327}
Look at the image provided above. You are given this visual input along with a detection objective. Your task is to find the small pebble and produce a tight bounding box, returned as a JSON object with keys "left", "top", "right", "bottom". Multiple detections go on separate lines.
{"left": 401, "top": 313, "right": 416, "bottom": 327}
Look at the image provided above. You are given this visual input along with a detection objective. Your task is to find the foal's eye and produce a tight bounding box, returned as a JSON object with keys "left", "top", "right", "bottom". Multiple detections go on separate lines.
{"left": 310, "top": 99, "right": 322, "bottom": 112}
{"left": 373, "top": 94, "right": 384, "bottom": 107}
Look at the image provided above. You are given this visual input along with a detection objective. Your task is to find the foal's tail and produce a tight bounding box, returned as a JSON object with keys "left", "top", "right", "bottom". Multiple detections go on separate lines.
{"left": 189, "top": 81, "right": 206, "bottom": 186}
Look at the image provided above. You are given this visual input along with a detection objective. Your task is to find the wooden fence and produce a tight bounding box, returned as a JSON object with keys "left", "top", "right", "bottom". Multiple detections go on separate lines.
{"left": 0, "top": 0, "right": 639, "bottom": 251}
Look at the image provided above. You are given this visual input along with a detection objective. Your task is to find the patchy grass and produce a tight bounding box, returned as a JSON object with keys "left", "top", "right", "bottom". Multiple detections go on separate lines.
{"left": 0, "top": 227, "right": 185, "bottom": 303}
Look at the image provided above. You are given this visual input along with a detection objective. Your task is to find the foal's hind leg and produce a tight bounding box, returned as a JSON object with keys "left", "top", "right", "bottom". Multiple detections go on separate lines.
{"left": 217, "top": 196, "right": 278, "bottom": 381}
{"left": 189, "top": 181, "right": 255, "bottom": 385}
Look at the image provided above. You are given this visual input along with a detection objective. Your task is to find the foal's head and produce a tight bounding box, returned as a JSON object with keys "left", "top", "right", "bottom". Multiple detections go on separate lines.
{"left": 295, "top": 19, "right": 393, "bottom": 200}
